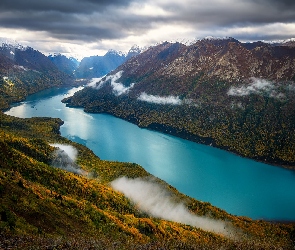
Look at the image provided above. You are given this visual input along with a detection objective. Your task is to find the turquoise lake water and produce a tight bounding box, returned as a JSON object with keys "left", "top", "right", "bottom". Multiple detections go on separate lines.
{"left": 5, "top": 87, "right": 295, "bottom": 221}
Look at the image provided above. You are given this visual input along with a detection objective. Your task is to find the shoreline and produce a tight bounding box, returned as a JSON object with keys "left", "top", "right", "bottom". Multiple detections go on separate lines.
{"left": 81, "top": 107, "right": 295, "bottom": 172}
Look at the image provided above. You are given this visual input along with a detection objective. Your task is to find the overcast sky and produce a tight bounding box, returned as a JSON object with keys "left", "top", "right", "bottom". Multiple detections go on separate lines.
{"left": 0, "top": 0, "right": 294, "bottom": 59}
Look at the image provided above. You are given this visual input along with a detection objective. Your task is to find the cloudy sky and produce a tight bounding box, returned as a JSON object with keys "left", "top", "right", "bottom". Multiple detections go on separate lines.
{"left": 0, "top": 0, "right": 294, "bottom": 59}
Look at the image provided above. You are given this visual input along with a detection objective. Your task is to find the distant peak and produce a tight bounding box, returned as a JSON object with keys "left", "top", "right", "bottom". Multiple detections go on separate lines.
{"left": 0, "top": 37, "right": 27, "bottom": 51}
{"left": 202, "top": 36, "right": 236, "bottom": 41}
{"left": 48, "top": 52, "right": 62, "bottom": 57}
{"left": 106, "top": 49, "right": 125, "bottom": 57}
{"left": 129, "top": 44, "right": 141, "bottom": 53}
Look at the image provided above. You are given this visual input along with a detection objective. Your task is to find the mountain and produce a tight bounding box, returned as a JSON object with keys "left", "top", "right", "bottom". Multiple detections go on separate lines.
{"left": 75, "top": 45, "right": 141, "bottom": 79}
{"left": 48, "top": 53, "right": 79, "bottom": 75}
{"left": 64, "top": 38, "right": 295, "bottom": 168}
{"left": 0, "top": 38, "right": 294, "bottom": 248}
{"left": 0, "top": 41, "right": 74, "bottom": 109}
{"left": 0, "top": 112, "right": 294, "bottom": 249}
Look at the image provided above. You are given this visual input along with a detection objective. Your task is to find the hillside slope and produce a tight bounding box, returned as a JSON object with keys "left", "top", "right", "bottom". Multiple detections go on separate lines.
{"left": 64, "top": 38, "right": 295, "bottom": 168}
{"left": 0, "top": 112, "right": 294, "bottom": 249}
{"left": 0, "top": 42, "right": 74, "bottom": 109}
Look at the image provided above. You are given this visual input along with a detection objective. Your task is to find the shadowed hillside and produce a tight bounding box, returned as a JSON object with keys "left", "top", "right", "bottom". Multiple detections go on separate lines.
{"left": 0, "top": 42, "right": 74, "bottom": 109}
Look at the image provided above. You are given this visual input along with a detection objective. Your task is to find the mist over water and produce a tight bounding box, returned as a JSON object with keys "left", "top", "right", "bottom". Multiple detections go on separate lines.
{"left": 5, "top": 87, "right": 295, "bottom": 221}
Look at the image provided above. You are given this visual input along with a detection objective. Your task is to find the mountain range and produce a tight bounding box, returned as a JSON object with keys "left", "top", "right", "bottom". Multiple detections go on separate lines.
{"left": 64, "top": 37, "right": 295, "bottom": 168}
{"left": 48, "top": 53, "right": 79, "bottom": 75}
{"left": 74, "top": 45, "right": 142, "bottom": 78}
{"left": 0, "top": 41, "right": 140, "bottom": 109}
{"left": 1, "top": 37, "right": 295, "bottom": 249}
{"left": 0, "top": 42, "right": 74, "bottom": 109}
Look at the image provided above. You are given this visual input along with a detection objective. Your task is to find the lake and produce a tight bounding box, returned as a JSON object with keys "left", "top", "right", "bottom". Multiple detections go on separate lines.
{"left": 5, "top": 87, "right": 295, "bottom": 221}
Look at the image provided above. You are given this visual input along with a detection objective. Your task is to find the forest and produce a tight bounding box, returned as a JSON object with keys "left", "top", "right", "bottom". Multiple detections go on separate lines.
{"left": 0, "top": 110, "right": 294, "bottom": 249}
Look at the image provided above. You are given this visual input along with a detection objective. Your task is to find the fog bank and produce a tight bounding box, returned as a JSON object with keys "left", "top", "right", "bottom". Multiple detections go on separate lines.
{"left": 138, "top": 92, "right": 182, "bottom": 105}
{"left": 50, "top": 143, "right": 86, "bottom": 175}
{"left": 111, "top": 176, "right": 233, "bottom": 236}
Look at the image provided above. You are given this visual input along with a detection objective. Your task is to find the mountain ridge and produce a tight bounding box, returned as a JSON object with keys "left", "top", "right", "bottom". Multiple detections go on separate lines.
{"left": 1, "top": 37, "right": 295, "bottom": 249}
{"left": 48, "top": 53, "right": 79, "bottom": 75}
{"left": 0, "top": 41, "right": 75, "bottom": 109}
{"left": 74, "top": 46, "right": 142, "bottom": 79}
{"left": 64, "top": 38, "right": 295, "bottom": 169}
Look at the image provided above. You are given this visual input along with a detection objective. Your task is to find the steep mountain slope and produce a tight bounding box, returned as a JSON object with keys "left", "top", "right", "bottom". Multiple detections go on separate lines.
{"left": 75, "top": 45, "right": 141, "bottom": 79}
{"left": 48, "top": 53, "right": 79, "bottom": 75}
{"left": 0, "top": 42, "right": 74, "bottom": 109}
{"left": 0, "top": 112, "right": 294, "bottom": 249}
{"left": 64, "top": 38, "right": 295, "bottom": 168}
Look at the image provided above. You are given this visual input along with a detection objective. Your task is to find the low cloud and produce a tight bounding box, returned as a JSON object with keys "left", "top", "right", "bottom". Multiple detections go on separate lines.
{"left": 227, "top": 78, "right": 275, "bottom": 96}
{"left": 227, "top": 77, "right": 286, "bottom": 100}
{"left": 87, "top": 77, "right": 103, "bottom": 87}
{"left": 288, "top": 83, "right": 295, "bottom": 91}
{"left": 138, "top": 92, "right": 182, "bottom": 105}
{"left": 111, "top": 176, "right": 233, "bottom": 236}
{"left": 90, "top": 71, "right": 135, "bottom": 96}
{"left": 50, "top": 143, "right": 86, "bottom": 175}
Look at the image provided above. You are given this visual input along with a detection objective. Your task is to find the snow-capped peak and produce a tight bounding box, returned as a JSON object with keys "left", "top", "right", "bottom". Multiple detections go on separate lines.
{"left": 128, "top": 45, "right": 141, "bottom": 53}
{"left": 0, "top": 37, "right": 27, "bottom": 51}
{"left": 106, "top": 49, "right": 125, "bottom": 57}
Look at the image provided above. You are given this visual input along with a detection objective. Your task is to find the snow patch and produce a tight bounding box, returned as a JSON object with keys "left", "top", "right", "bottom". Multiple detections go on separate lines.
{"left": 0, "top": 37, "right": 27, "bottom": 51}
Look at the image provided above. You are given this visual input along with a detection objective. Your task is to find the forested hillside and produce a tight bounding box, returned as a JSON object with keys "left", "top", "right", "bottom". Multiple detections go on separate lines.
{"left": 0, "top": 38, "right": 295, "bottom": 250}
{"left": 64, "top": 38, "right": 295, "bottom": 169}
{"left": 0, "top": 112, "right": 294, "bottom": 249}
{"left": 0, "top": 43, "right": 74, "bottom": 109}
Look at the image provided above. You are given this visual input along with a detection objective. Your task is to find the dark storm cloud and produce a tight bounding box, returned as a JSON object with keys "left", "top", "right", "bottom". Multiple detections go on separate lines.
{"left": 0, "top": 0, "right": 159, "bottom": 41}
{"left": 0, "top": 10, "right": 125, "bottom": 41}
{"left": 0, "top": 0, "right": 294, "bottom": 44}
{"left": 0, "top": 0, "right": 132, "bottom": 14}
{"left": 159, "top": 0, "right": 295, "bottom": 27}
{"left": 257, "top": 0, "right": 295, "bottom": 8}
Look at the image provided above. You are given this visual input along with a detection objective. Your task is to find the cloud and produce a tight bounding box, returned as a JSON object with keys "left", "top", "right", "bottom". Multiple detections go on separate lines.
{"left": 109, "top": 71, "right": 136, "bottom": 96}
{"left": 91, "top": 71, "right": 135, "bottom": 96}
{"left": 0, "top": 0, "right": 131, "bottom": 14}
{"left": 138, "top": 92, "right": 182, "bottom": 105}
{"left": 111, "top": 176, "right": 233, "bottom": 236}
{"left": 0, "top": 0, "right": 294, "bottom": 59}
{"left": 228, "top": 78, "right": 274, "bottom": 96}
{"left": 227, "top": 78, "right": 290, "bottom": 101}
{"left": 87, "top": 77, "right": 104, "bottom": 87}
{"left": 288, "top": 84, "right": 295, "bottom": 91}
{"left": 50, "top": 143, "right": 86, "bottom": 175}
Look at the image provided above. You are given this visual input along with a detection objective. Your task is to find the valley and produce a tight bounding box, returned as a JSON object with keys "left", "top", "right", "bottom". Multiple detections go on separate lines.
{"left": 64, "top": 38, "right": 295, "bottom": 169}
{"left": 1, "top": 38, "right": 295, "bottom": 249}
